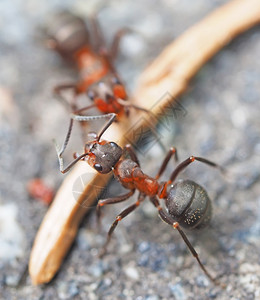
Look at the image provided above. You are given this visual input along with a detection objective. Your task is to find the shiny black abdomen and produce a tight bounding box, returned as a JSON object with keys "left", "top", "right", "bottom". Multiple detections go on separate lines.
{"left": 166, "top": 180, "right": 212, "bottom": 230}
{"left": 46, "top": 11, "right": 90, "bottom": 58}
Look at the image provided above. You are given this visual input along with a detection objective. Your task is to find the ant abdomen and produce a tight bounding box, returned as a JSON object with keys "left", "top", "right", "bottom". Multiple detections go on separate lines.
{"left": 166, "top": 180, "right": 212, "bottom": 230}
{"left": 46, "top": 11, "right": 90, "bottom": 58}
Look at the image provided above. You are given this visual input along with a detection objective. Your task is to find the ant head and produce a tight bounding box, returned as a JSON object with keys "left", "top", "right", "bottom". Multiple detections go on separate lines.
{"left": 85, "top": 140, "right": 123, "bottom": 174}
{"left": 87, "top": 74, "right": 127, "bottom": 106}
{"left": 110, "top": 75, "right": 127, "bottom": 100}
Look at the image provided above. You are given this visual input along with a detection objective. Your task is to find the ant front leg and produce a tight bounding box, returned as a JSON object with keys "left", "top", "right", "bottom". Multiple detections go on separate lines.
{"left": 53, "top": 83, "right": 78, "bottom": 111}
{"left": 99, "top": 193, "right": 146, "bottom": 257}
{"left": 149, "top": 197, "right": 223, "bottom": 287}
{"left": 96, "top": 189, "right": 135, "bottom": 228}
{"left": 155, "top": 147, "right": 178, "bottom": 180}
{"left": 123, "top": 144, "right": 140, "bottom": 166}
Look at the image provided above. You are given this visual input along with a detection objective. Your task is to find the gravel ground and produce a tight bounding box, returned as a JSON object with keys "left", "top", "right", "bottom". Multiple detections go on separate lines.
{"left": 1, "top": 0, "right": 260, "bottom": 299}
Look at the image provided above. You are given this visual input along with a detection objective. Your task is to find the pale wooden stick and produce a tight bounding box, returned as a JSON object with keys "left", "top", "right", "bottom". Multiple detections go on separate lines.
{"left": 135, "top": 0, "right": 260, "bottom": 109}
{"left": 29, "top": 0, "right": 260, "bottom": 285}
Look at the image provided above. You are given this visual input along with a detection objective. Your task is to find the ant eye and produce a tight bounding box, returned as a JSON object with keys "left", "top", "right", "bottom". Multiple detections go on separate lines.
{"left": 90, "top": 143, "right": 97, "bottom": 151}
{"left": 87, "top": 90, "right": 95, "bottom": 100}
{"left": 94, "top": 163, "right": 103, "bottom": 172}
{"left": 112, "top": 77, "right": 121, "bottom": 85}
{"left": 110, "top": 142, "right": 118, "bottom": 148}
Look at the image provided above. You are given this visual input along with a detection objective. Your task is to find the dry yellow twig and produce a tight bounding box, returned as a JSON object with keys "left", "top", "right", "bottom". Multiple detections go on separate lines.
{"left": 135, "top": 0, "right": 260, "bottom": 109}
{"left": 29, "top": 0, "right": 260, "bottom": 285}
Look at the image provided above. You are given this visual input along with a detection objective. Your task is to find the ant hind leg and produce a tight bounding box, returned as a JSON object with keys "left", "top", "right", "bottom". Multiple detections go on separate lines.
{"left": 169, "top": 156, "right": 226, "bottom": 184}
{"left": 149, "top": 196, "right": 224, "bottom": 287}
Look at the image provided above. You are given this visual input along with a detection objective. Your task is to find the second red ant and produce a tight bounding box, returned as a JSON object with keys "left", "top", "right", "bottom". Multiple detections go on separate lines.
{"left": 47, "top": 11, "right": 165, "bottom": 153}
{"left": 55, "top": 113, "right": 226, "bottom": 287}
{"left": 46, "top": 11, "right": 153, "bottom": 120}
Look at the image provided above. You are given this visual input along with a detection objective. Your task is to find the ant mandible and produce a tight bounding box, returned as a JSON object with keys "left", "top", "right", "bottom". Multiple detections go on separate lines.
{"left": 55, "top": 113, "right": 226, "bottom": 286}
{"left": 46, "top": 11, "right": 152, "bottom": 119}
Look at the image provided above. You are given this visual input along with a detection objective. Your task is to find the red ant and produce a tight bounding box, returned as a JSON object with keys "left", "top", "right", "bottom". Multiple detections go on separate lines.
{"left": 46, "top": 11, "right": 152, "bottom": 120}
{"left": 55, "top": 113, "right": 226, "bottom": 286}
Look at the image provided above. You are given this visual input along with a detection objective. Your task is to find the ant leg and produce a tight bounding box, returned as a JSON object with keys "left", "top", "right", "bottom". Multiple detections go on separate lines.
{"left": 71, "top": 113, "right": 117, "bottom": 141}
{"left": 73, "top": 104, "right": 96, "bottom": 115}
{"left": 149, "top": 197, "right": 222, "bottom": 286}
{"left": 90, "top": 15, "right": 108, "bottom": 57}
{"left": 117, "top": 99, "right": 156, "bottom": 120}
{"left": 117, "top": 99, "right": 166, "bottom": 152}
{"left": 123, "top": 144, "right": 140, "bottom": 166}
{"left": 155, "top": 147, "right": 178, "bottom": 180}
{"left": 96, "top": 189, "right": 135, "bottom": 227}
{"left": 53, "top": 83, "right": 78, "bottom": 110}
{"left": 54, "top": 83, "right": 77, "bottom": 95}
{"left": 110, "top": 28, "right": 132, "bottom": 60}
{"left": 99, "top": 193, "right": 146, "bottom": 257}
{"left": 168, "top": 156, "right": 226, "bottom": 185}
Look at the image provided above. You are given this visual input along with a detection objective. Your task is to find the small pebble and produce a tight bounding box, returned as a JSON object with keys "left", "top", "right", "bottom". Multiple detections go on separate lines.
{"left": 68, "top": 281, "right": 79, "bottom": 297}
{"left": 196, "top": 275, "right": 209, "bottom": 287}
{"left": 138, "top": 255, "right": 149, "bottom": 267}
{"left": 120, "top": 34, "right": 146, "bottom": 57}
{"left": 76, "top": 229, "right": 92, "bottom": 251}
{"left": 208, "top": 288, "right": 220, "bottom": 299}
{"left": 138, "top": 241, "right": 150, "bottom": 253}
{"left": 0, "top": 203, "right": 26, "bottom": 261}
{"left": 97, "top": 277, "right": 112, "bottom": 292}
{"left": 88, "top": 262, "right": 105, "bottom": 277}
{"left": 124, "top": 266, "right": 140, "bottom": 281}
{"left": 144, "top": 295, "right": 159, "bottom": 300}
{"left": 57, "top": 282, "right": 67, "bottom": 300}
{"left": 5, "top": 274, "right": 20, "bottom": 287}
{"left": 169, "top": 283, "right": 186, "bottom": 300}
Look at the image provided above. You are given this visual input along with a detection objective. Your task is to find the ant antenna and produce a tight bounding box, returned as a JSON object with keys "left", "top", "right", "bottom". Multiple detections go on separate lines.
{"left": 71, "top": 113, "right": 117, "bottom": 141}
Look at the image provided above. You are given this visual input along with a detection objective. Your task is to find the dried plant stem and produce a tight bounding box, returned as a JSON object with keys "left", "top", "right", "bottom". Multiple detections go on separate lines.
{"left": 29, "top": 0, "right": 260, "bottom": 285}
{"left": 135, "top": 0, "right": 260, "bottom": 109}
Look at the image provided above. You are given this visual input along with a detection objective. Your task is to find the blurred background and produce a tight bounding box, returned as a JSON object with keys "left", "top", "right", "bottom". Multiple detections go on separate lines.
{"left": 0, "top": 0, "right": 260, "bottom": 299}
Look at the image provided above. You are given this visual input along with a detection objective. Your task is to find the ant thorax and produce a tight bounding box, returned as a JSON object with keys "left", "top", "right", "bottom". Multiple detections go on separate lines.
{"left": 85, "top": 141, "right": 123, "bottom": 174}
{"left": 113, "top": 159, "right": 160, "bottom": 195}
